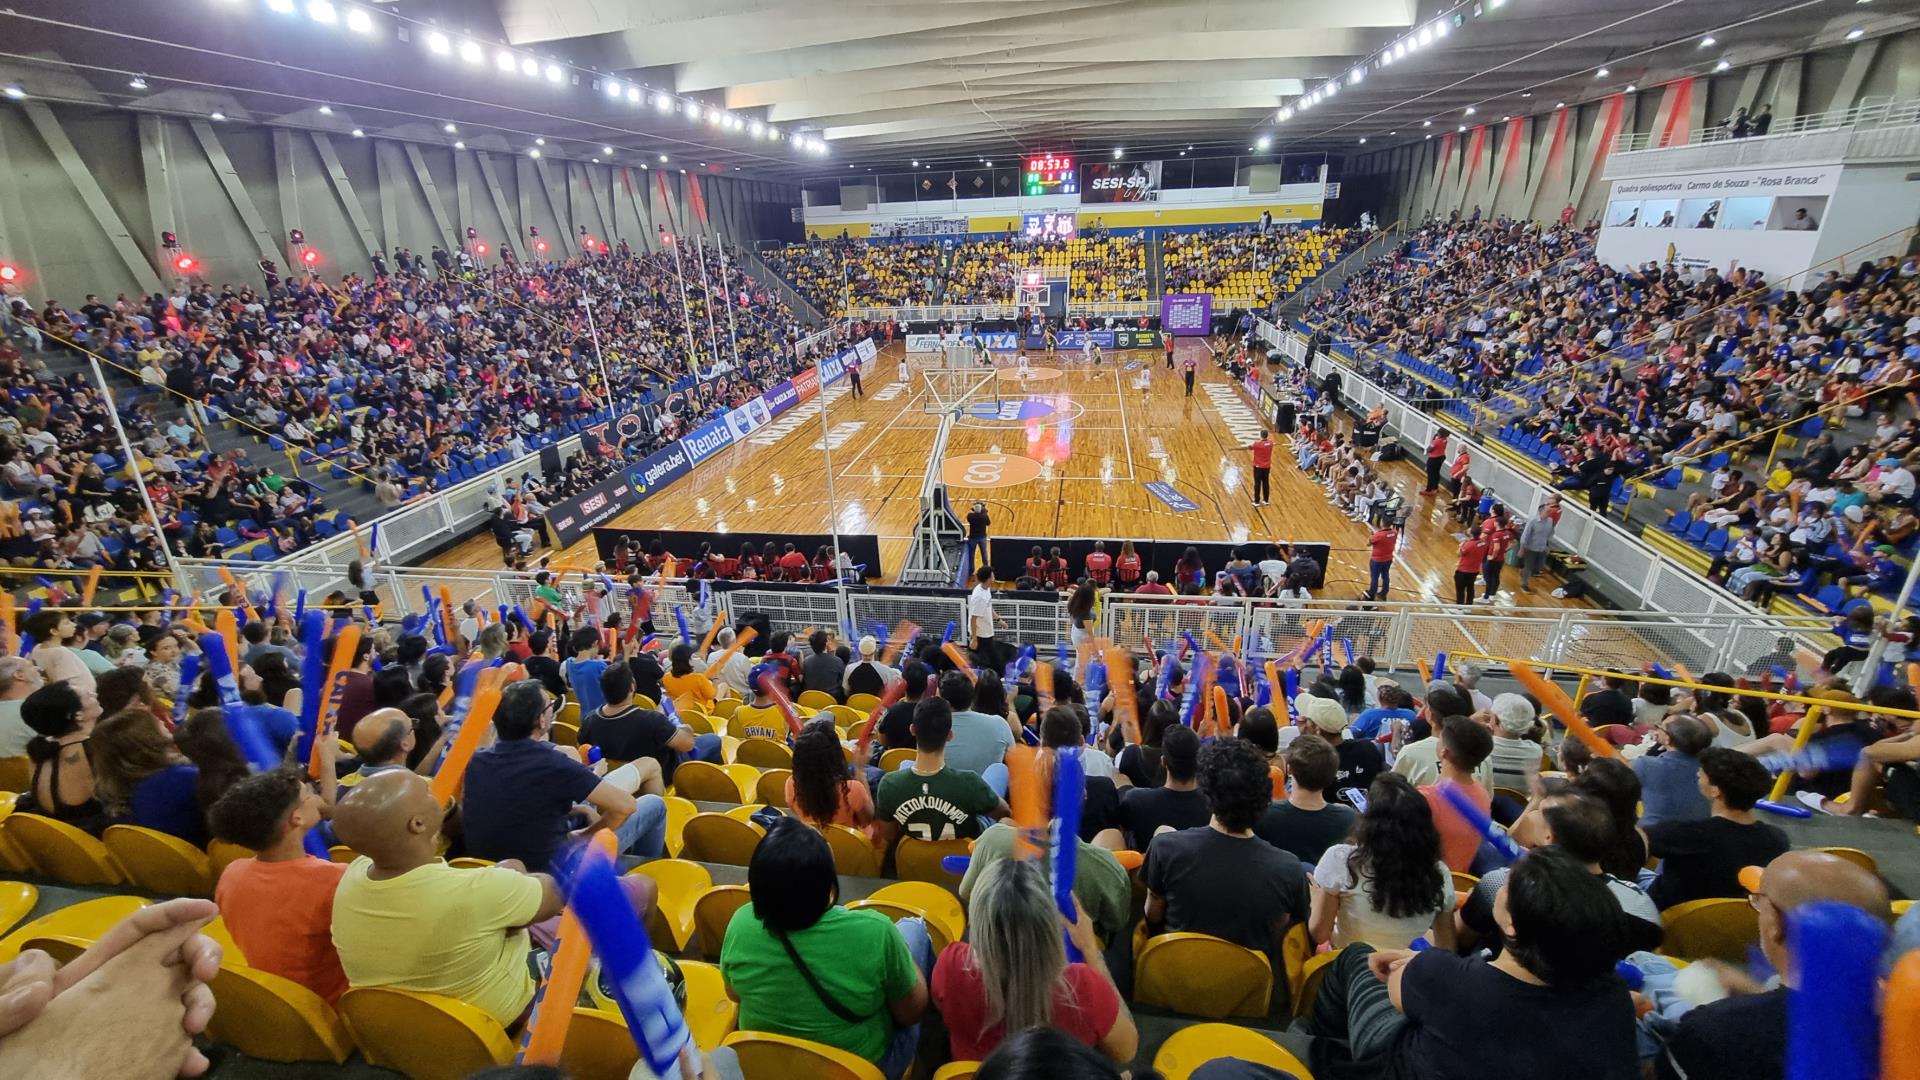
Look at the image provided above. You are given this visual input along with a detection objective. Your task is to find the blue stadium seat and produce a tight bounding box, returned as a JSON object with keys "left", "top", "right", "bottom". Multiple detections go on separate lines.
{"left": 1704, "top": 529, "right": 1731, "bottom": 554}
{"left": 1684, "top": 520, "right": 1711, "bottom": 544}
{"left": 1665, "top": 511, "right": 1693, "bottom": 536}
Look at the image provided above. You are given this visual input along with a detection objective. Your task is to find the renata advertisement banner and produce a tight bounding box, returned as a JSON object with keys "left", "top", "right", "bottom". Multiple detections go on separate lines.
{"left": 679, "top": 417, "right": 736, "bottom": 465}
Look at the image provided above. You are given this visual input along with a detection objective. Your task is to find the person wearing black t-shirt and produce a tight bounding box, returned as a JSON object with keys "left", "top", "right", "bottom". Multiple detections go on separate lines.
{"left": 1255, "top": 732, "right": 1359, "bottom": 867}
{"left": 521, "top": 629, "right": 567, "bottom": 698}
{"left": 1304, "top": 847, "right": 1638, "bottom": 1080}
{"left": 1114, "top": 700, "right": 1181, "bottom": 789}
{"left": 1144, "top": 738, "right": 1310, "bottom": 964}
{"left": 1040, "top": 707, "right": 1119, "bottom": 842}
{"left": 1656, "top": 850, "right": 1890, "bottom": 1080}
{"left": 1643, "top": 748, "right": 1790, "bottom": 910}
{"left": 1109, "top": 726, "right": 1210, "bottom": 851}
{"left": 1579, "top": 673, "right": 1636, "bottom": 731}
{"left": 1297, "top": 694, "right": 1383, "bottom": 809}
{"left": 875, "top": 660, "right": 931, "bottom": 753}
{"left": 625, "top": 640, "right": 666, "bottom": 705}
{"left": 580, "top": 664, "right": 717, "bottom": 786}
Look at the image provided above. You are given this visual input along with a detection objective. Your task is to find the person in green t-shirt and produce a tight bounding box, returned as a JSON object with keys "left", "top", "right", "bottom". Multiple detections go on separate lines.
{"left": 875, "top": 698, "right": 1011, "bottom": 850}
{"left": 716, "top": 818, "right": 930, "bottom": 1079}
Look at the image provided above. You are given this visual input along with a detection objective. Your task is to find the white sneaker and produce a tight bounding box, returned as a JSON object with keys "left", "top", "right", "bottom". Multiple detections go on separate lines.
{"left": 1795, "top": 791, "right": 1834, "bottom": 815}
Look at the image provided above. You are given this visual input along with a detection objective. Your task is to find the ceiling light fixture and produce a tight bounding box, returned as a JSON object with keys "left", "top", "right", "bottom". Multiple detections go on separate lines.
{"left": 627, "top": 87, "right": 641, "bottom": 103}
{"left": 345, "top": 6, "right": 373, "bottom": 33}
{"left": 211, "top": 111, "right": 226, "bottom": 121}
{"left": 1359, "top": 137, "right": 1368, "bottom": 144}
{"left": 1256, "top": 135, "right": 1271, "bottom": 150}
{"left": 602, "top": 145, "right": 614, "bottom": 155}
{"left": 496, "top": 50, "right": 517, "bottom": 72}
{"left": 459, "top": 40, "right": 482, "bottom": 64}
{"left": 317, "top": 104, "right": 332, "bottom": 115}
{"left": 350, "top": 127, "right": 364, "bottom": 137}
{"left": 1464, "top": 106, "right": 1475, "bottom": 115}
{"left": 307, "top": 1, "right": 336, "bottom": 23}
{"left": 1699, "top": 35, "right": 1716, "bottom": 48}
{"left": 1434, "top": 19, "right": 1448, "bottom": 38}
{"left": 1625, "top": 84, "right": 1637, "bottom": 92}
{"left": 1113, "top": 147, "right": 1124, "bottom": 159}
{"left": 528, "top": 148, "right": 541, "bottom": 158}
{"left": 605, "top": 79, "right": 622, "bottom": 98}
{"left": 545, "top": 64, "right": 565, "bottom": 84}
{"left": 686, "top": 103, "right": 701, "bottom": 121}
{"left": 266, "top": 0, "right": 295, "bottom": 12}
{"left": 659, "top": 154, "right": 668, "bottom": 163}
{"left": 521, "top": 57, "right": 539, "bottom": 78}
{"left": 129, "top": 76, "right": 148, "bottom": 90}
{"left": 653, "top": 93, "right": 671, "bottom": 111}
{"left": 454, "top": 140, "right": 465, "bottom": 149}
{"left": 1846, "top": 27, "right": 1864, "bottom": 39}
{"left": 1596, "top": 67, "right": 1610, "bottom": 78}
{"left": 426, "top": 31, "right": 450, "bottom": 55}
{"left": 1714, "top": 59, "right": 1731, "bottom": 71}
{"left": 442, "top": 123, "right": 457, "bottom": 133}
{"left": 535, "top": 137, "right": 545, "bottom": 145}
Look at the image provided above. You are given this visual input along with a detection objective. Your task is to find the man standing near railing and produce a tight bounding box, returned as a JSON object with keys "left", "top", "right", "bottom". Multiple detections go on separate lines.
{"left": 1518, "top": 501, "right": 1559, "bottom": 592}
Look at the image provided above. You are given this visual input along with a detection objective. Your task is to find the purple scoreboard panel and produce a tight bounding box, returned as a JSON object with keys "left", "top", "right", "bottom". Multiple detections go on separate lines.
{"left": 1161, "top": 293, "right": 1213, "bottom": 336}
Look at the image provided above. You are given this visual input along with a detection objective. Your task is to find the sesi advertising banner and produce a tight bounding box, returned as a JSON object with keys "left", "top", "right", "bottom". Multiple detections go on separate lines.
{"left": 545, "top": 439, "right": 694, "bottom": 547}
{"left": 1080, "top": 160, "right": 1161, "bottom": 203}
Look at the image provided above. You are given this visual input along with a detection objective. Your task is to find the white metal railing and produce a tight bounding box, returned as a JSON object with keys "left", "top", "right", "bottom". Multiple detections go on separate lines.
{"left": 1066, "top": 302, "right": 1159, "bottom": 318}
{"left": 1611, "top": 98, "right": 1920, "bottom": 153}
{"left": 843, "top": 304, "right": 1021, "bottom": 322}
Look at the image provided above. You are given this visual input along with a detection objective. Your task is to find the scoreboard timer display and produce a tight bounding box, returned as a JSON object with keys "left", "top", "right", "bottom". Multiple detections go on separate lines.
{"left": 1024, "top": 155, "right": 1078, "bottom": 196}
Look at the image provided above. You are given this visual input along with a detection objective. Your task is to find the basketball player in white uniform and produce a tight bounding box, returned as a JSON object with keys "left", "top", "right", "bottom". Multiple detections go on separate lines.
{"left": 1015, "top": 349, "right": 1033, "bottom": 379}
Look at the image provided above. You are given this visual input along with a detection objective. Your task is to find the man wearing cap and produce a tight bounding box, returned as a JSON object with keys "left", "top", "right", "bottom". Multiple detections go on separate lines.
{"left": 1871, "top": 454, "right": 1916, "bottom": 504}
{"left": 843, "top": 636, "right": 898, "bottom": 699}
{"left": 1650, "top": 850, "right": 1889, "bottom": 1080}
{"left": 733, "top": 663, "right": 793, "bottom": 741}
{"left": 1297, "top": 693, "right": 1382, "bottom": 810}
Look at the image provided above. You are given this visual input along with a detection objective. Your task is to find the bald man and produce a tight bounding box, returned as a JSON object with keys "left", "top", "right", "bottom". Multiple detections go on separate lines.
{"left": 338, "top": 708, "right": 435, "bottom": 787}
{"left": 330, "top": 770, "right": 564, "bottom": 1026}
{"left": 1652, "top": 850, "right": 1891, "bottom": 1080}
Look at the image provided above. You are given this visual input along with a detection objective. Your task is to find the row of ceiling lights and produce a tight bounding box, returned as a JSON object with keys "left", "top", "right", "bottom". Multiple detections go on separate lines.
{"left": 204, "top": 0, "right": 830, "bottom": 156}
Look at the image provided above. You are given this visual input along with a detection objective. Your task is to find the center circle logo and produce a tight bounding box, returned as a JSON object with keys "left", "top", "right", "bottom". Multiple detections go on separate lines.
{"left": 941, "top": 453, "right": 1044, "bottom": 488}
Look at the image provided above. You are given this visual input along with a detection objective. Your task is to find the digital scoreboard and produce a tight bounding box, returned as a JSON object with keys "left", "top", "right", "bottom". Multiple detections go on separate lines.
{"left": 1024, "top": 154, "right": 1077, "bottom": 197}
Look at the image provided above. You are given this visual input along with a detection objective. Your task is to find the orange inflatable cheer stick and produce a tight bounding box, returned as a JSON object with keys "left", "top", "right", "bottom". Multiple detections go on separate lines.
{"left": 308, "top": 624, "right": 365, "bottom": 775}
{"left": 1416, "top": 656, "right": 1432, "bottom": 686}
{"left": 1885, "top": 951, "right": 1920, "bottom": 1080}
{"left": 942, "top": 642, "right": 978, "bottom": 682}
{"left": 1103, "top": 644, "right": 1141, "bottom": 746}
{"left": 1508, "top": 661, "right": 1616, "bottom": 758}
{"left": 0, "top": 591, "right": 15, "bottom": 657}
{"left": 518, "top": 830, "right": 616, "bottom": 1065}
{"left": 1208, "top": 685, "right": 1231, "bottom": 738}
{"left": 853, "top": 680, "right": 909, "bottom": 763}
{"left": 81, "top": 565, "right": 104, "bottom": 606}
{"left": 430, "top": 685, "right": 503, "bottom": 806}
{"left": 1007, "top": 745, "right": 1046, "bottom": 860}
{"left": 214, "top": 609, "right": 242, "bottom": 672}
{"left": 217, "top": 567, "right": 260, "bottom": 624}
{"left": 707, "top": 626, "right": 758, "bottom": 672}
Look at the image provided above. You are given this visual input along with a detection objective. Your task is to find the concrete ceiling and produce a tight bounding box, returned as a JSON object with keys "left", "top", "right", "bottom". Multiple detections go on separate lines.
{"left": 0, "top": 0, "right": 1911, "bottom": 184}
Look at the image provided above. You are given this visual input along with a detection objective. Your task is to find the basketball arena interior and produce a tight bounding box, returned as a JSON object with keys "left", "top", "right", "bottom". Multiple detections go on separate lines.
{"left": 3, "top": 2, "right": 1920, "bottom": 1078}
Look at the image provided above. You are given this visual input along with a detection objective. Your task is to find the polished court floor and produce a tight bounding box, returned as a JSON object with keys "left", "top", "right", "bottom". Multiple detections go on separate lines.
{"left": 430, "top": 341, "right": 1590, "bottom": 611}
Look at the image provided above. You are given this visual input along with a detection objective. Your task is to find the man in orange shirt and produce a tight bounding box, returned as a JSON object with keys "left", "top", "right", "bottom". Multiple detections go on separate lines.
{"left": 1419, "top": 716, "right": 1496, "bottom": 873}
{"left": 208, "top": 767, "right": 350, "bottom": 1004}
{"left": 1249, "top": 431, "right": 1274, "bottom": 507}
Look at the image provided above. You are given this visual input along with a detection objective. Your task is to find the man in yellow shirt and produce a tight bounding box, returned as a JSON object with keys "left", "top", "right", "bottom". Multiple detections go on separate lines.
{"left": 330, "top": 770, "right": 560, "bottom": 1026}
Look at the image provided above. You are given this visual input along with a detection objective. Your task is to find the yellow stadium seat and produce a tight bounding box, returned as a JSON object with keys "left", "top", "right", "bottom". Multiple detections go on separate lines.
{"left": 0, "top": 895, "right": 147, "bottom": 964}
{"left": 1135, "top": 933, "right": 1274, "bottom": 1019}
{"left": 1281, "top": 922, "right": 1313, "bottom": 1008}
{"left": 710, "top": 698, "right": 740, "bottom": 719}
{"left": 736, "top": 737, "right": 794, "bottom": 769}
{"left": 721, "top": 734, "right": 743, "bottom": 762}
{"left": 1813, "top": 847, "right": 1878, "bottom": 874}
{"left": 692, "top": 885, "right": 755, "bottom": 959}
{"left": 329, "top": 845, "right": 360, "bottom": 864}
{"left": 797, "top": 690, "right": 838, "bottom": 712}
{"left": 557, "top": 701, "right": 582, "bottom": 728}
{"left": 104, "top": 825, "right": 214, "bottom": 896}
{"left": 0, "top": 756, "right": 27, "bottom": 793}
{"left": 6, "top": 813, "right": 124, "bottom": 885}
{"left": 634, "top": 695, "right": 659, "bottom": 711}
{"left": 207, "top": 838, "right": 256, "bottom": 884}
{"left": 1660, "top": 898, "right": 1761, "bottom": 964}
{"left": 723, "top": 764, "right": 762, "bottom": 801}
{"left": 893, "top": 837, "right": 970, "bottom": 892}
{"left": 1155, "top": 1023, "right": 1315, "bottom": 1080}
{"left": 755, "top": 768, "right": 793, "bottom": 808}
{"left": 1293, "top": 948, "right": 1344, "bottom": 1019}
{"left": 338, "top": 987, "right": 514, "bottom": 1080}
{"left": 878, "top": 747, "right": 915, "bottom": 772}
{"left": 845, "top": 898, "right": 954, "bottom": 955}
{"left": 681, "top": 959, "right": 740, "bottom": 1051}
{"left": 0, "top": 881, "right": 35, "bottom": 936}
{"left": 862, "top": 881, "right": 967, "bottom": 945}
{"left": 724, "top": 804, "right": 766, "bottom": 825}
{"left": 823, "top": 705, "right": 864, "bottom": 729}
{"left": 673, "top": 760, "right": 745, "bottom": 803}
{"left": 820, "top": 824, "right": 881, "bottom": 877}
{"left": 630, "top": 858, "right": 713, "bottom": 952}
{"left": 721, "top": 1030, "right": 885, "bottom": 1080}
{"left": 1894, "top": 899, "right": 1913, "bottom": 917}
{"left": 0, "top": 793, "right": 29, "bottom": 874}
{"left": 447, "top": 857, "right": 497, "bottom": 869}
{"left": 846, "top": 693, "right": 883, "bottom": 714}
{"left": 680, "top": 814, "right": 764, "bottom": 867}
{"left": 679, "top": 712, "right": 719, "bottom": 736}
{"left": 561, "top": 1006, "right": 638, "bottom": 1080}
{"left": 550, "top": 720, "right": 580, "bottom": 747}
{"left": 206, "top": 964, "right": 353, "bottom": 1064}
{"left": 665, "top": 795, "right": 697, "bottom": 857}
{"left": 202, "top": 915, "right": 246, "bottom": 966}
{"left": 933, "top": 1063, "right": 982, "bottom": 1080}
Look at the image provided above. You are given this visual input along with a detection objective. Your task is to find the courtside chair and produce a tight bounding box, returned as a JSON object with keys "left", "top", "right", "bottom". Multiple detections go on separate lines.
{"left": 1154, "top": 1023, "right": 1316, "bottom": 1080}
{"left": 205, "top": 965, "right": 354, "bottom": 1064}
{"left": 338, "top": 987, "right": 514, "bottom": 1080}
{"left": 628, "top": 858, "right": 713, "bottom": 952}
{"left": 1659, "top": 898, "right": 1761, "bottom": 964}
{"left": 5, "top": 813, "right": 124, "bottom": 886}
{"left": 0, "top": 895, "right": 147, "bottom": 964}
{"left": 103, "top": 824, "right": 215, "bottom": 896}
{"left": 691, "top": 884, "right": 754, "bottom": 960}
{"left": 1135, "top": 932, "right": 1275, "bottom": 1019}
{"left": 721, "top": 1030, "right": 885, "bottom": 1080}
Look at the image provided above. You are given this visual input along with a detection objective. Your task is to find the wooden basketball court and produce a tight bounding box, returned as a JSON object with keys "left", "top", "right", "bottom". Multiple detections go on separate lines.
{"left": 428, "top": 340, "right": 1592, "bottom": 611}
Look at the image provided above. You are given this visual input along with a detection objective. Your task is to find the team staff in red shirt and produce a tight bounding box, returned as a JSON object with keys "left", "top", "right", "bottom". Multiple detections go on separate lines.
{"left": 1448, "top": 448, "right": 1472, "bottom": 498}
{"left": 1478, "top": 507, "right": 1518, "bottom": 602}
{"left": 1249, "top": 431, "right": 1274, "bottom": 507}
{"left": 1365, "top": 523, "right": 1400, "bottom": 601}
{"left": 1453, "top": 533, "right": 1489, "bottom": 606}
{"left": 1424, "top": 433, "right": 1448, "bottom": 495}
{"left": 1084, "top": 541, "right": 1113, "bottom": 586}
{"left": 1115, "top": 541, "right": 1143, "bottom": 588}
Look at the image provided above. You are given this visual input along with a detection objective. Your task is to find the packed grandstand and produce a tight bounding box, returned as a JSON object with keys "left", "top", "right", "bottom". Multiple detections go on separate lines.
{"left": 5, "top": 4, "right": 1920, "bottom": 1080}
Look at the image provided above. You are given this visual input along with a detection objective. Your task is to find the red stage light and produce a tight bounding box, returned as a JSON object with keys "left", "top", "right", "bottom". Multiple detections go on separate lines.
{"left": 534, "top": 239, "right": 548, "bottom": 253}
{"left": 173, "top": 254, "right": 198, "bottom": 273}
{"left": 475, "top": 242, "right": 489, "bottom": 255}
{"left": 0, "top": 263, "right": 18, "bottom": 284}
{"left": 301, "top": 249, "right": 320, "bottom": 265}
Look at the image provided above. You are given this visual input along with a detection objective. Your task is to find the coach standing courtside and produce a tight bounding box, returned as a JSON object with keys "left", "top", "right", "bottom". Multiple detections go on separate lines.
{"left": 1249, "top": 431, "right": 1273, "bottom": 507}
{"left": 1423, "top": 431, "right": 1448, "bottom": 495}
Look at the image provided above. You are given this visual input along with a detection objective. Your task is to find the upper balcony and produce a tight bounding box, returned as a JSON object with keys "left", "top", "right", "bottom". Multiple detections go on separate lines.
{"left": 1604, "top": 99, "right": 1920, "bottom": 180}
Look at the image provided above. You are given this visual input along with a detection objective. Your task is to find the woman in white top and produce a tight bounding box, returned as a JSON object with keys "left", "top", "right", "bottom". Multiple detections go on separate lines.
{"left": 25, "top": 609, "right": 95, "bottom": 695}
{"left": 1309, "top": 773, "right": 1456, "bottom": 951}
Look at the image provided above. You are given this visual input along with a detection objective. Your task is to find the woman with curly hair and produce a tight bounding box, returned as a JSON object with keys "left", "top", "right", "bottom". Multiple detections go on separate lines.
{"left": 174, "top": 708, "right": 257, "bottom": 819}
{"left": 1308, "top": 772, "right": 1455, "bottom": 950}
{"left": 91, "top": 707, "right": 207, "bottom": 846}
{"left": 784, "top": 717, "right": 875, "bottom": 834}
